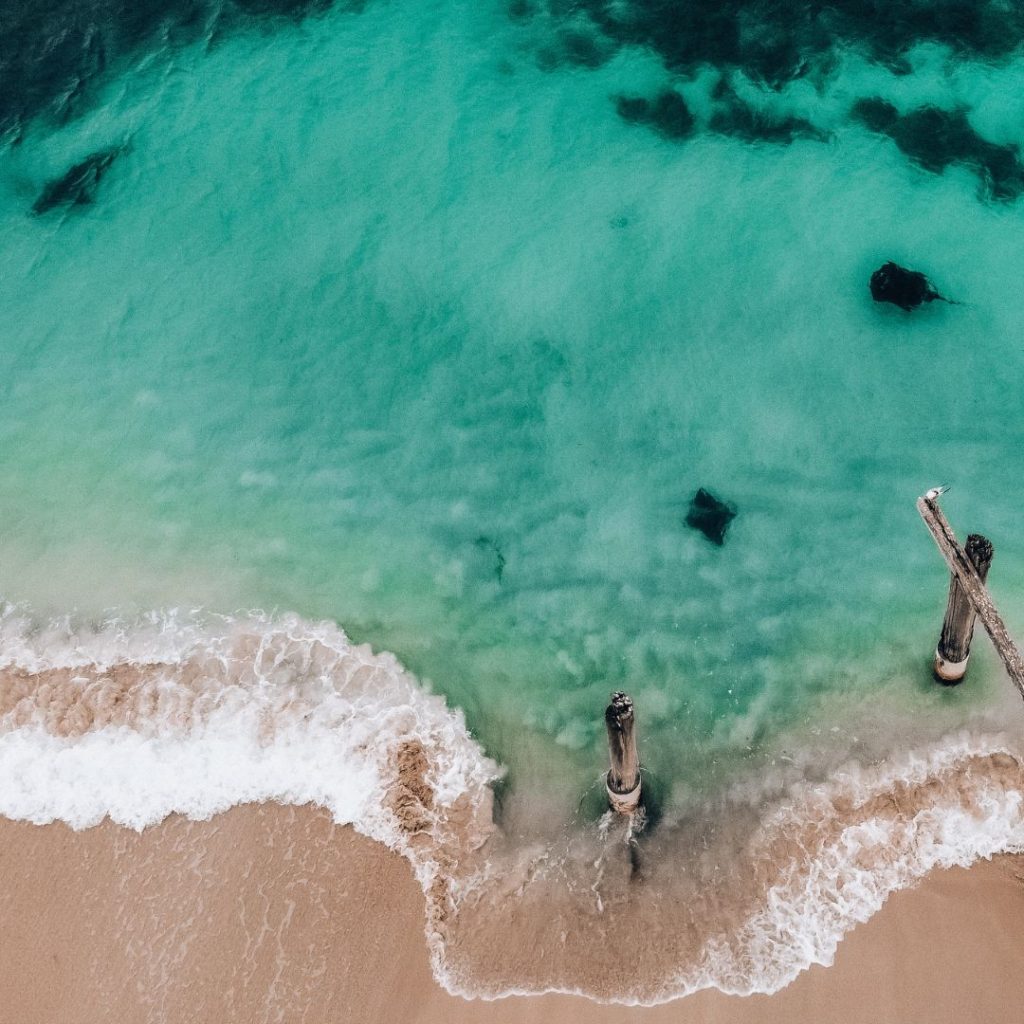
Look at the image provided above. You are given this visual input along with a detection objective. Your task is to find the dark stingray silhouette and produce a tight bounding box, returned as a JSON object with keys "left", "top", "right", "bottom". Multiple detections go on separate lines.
{"left": 869, "top": 262, "right": 954, "bottom": 312}
{"left": 685, "top": 488, "right": 737, "bottom": 546}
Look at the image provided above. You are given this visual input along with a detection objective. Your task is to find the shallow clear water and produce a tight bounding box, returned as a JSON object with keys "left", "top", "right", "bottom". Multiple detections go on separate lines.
{"left": 4, "top": 0, "right": 1024, "bottom": 795}
{"left": 3, "top": 0, "right": 1024, "bottom": 996}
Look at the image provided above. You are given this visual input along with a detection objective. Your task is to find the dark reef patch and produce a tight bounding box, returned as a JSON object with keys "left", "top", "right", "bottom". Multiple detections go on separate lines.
{"left": 709, "top": 81, "right": 825, "bottom": 145}
{"left": 559, "top": 27, "right": 612, "bottom": 68}
{"left": 507, "top": 0, "right": 533, "bottom": 21}
{"left": 0, "top": 0, "right": 346, "bottom": 138}
{"left": 685, "top": 488, "right": 737, "bottom": 547}
{"left": 536, "top": 26, "right": 614, "bottom": 71}
{"left": 231, "top": 0, "right": 332, "bottom": 15}
{"left": 615, "top": 91, "right": 695, "bottom": 140}
{"left": 563, "top": 0, "right": 1024, "bottom": 87}
{"left": 852, "top": 98, "right": 1024, "bottom": 200}
{"left": 32, "top": 148, "right": 120, "bottom": 213}
{"left": 474, "top": 536, "right": 506, "bottom": 584}
{"left": 615, "top": 78, "right": 827, "bottom": 147}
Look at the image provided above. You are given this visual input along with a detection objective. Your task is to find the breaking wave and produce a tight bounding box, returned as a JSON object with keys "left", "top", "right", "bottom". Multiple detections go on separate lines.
{"left": 0, "top": 604, "right": 500, "bottom": 893}
{"left": 2, "top": 603, "right": 1023, "bottom": 1003}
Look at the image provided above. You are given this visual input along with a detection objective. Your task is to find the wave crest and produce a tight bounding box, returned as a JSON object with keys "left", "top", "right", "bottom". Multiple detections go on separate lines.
{"left": 0, "top": 604, "right": 500, "bottom": 889}
{"left": 2, "top": 603, "right": 1023, "bottom": 1003}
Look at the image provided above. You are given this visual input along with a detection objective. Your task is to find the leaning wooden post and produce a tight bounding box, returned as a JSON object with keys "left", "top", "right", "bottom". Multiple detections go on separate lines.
{"left": 605, "top": 691, "right": 641, "bottom": 813}
{"left": 934, "top": 533, "right": 994, "bottom": 683}
{"left": 917, "top": 495, "right": 1024, "bottom": 700}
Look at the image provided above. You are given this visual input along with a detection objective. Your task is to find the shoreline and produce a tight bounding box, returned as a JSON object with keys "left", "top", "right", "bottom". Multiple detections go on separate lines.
{"left": 3, "top": 804, "right": 1024, "bottom": 1023}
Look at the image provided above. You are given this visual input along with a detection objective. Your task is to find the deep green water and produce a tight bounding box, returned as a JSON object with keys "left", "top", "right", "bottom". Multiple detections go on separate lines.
{"left": 3, "top": 0, "right": 1024, "bottom": 817}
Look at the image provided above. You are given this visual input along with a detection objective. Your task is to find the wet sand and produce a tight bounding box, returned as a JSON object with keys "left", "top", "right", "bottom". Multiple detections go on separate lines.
{"left": 2, "top": 804, "right": 1023, "bottom": 1024}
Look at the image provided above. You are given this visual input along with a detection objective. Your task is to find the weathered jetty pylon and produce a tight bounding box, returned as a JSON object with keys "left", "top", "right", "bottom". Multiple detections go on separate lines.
{"left": 605, "top": 691, "right": 642, "bottom": 813}
{"left": 917, "top": 491, "right": 1024, "bottom": 698}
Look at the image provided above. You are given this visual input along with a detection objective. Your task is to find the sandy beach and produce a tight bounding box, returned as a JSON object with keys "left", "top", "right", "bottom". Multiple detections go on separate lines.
{"left": 2, "top": 805, "right": 1023, "bottom": 1024}
{"left": 7, "top": 0, "right": 1024, "bottom": 1016}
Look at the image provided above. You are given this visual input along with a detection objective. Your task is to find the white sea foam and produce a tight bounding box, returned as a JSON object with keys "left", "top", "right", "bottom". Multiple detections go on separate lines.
{"left": 3, "top": 603, "right": 1024, "bottom": 1003}
{"left": 0, "top": 604, "right": 500, "bottom": 885}
{"left": 692, "top": 733, "right": 1024, "bottom": 997}
{"left": 429, "top": 732, "right": 1024, "bottom": 1004}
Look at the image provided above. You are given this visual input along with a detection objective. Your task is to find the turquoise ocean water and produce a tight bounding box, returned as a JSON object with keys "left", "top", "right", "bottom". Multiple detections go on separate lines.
{"left": 4, "top": 0, "right": 1024, "bottom": 999}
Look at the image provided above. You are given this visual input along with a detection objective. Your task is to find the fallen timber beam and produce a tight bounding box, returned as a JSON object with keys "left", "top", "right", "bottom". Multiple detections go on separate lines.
{"left": 917, "top": 495, "right": 1024, "bottom": 700}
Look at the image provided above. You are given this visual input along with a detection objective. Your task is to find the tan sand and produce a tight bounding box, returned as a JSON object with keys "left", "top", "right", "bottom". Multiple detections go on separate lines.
{"left": 2, "top": 805, "right": 1023, "bottom": 1024}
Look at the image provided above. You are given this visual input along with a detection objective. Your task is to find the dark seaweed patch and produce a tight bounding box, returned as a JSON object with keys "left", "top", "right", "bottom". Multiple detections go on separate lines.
{"left": 32, "top": 148, "right": 120, "bottom": 213}
{"left": 507, "top": 0, "right": 534, "bottom": 21}
{"left": 709, "top": 104, "right": 822, "bottom": 145}
{"left": 555, "top": 0, "right": 1024, "bottom": 87}
{"left": 614, "top": 90, "right": 695, "bottom": 140}
{"left": 1, "top": 0, "right": 200, "bottom": 135}
{"left": 617, "top": 81, "right": 825, "bottom": 146}
{"left": 0, "top": 0, "right": 350, "bottom": 137}
{"left": 853, "top": 97, "right": 900, "bottom": 134}
{"left": 559, "top": 28, "right": 611, "bottom": 67}
{"left": 473, "top": 536, "right": 506, "bottom": 584}
{"left": 231, "top": 0, "right": 331, "bottom": 17}
{"left": 535, "top": 23, "right": 613, "bottom": 70}
{"left": 852, "top": 98, "right": 1024, "bottom": 200}
{"left": 616, "top": 96, "right": 652, "bottom": 125}
{"left": 709, "top": 82, "right": 825, "bottom": 145}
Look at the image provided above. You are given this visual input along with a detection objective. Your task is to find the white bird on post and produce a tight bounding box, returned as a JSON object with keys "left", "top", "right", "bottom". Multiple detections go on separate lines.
{"left": 924, "top": 484, "right": 950, "bottom": 502}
